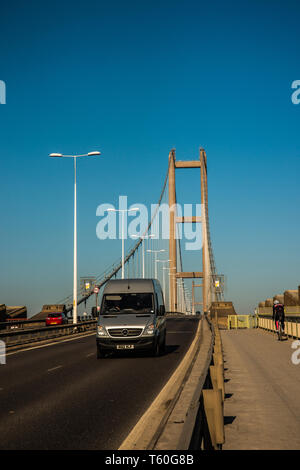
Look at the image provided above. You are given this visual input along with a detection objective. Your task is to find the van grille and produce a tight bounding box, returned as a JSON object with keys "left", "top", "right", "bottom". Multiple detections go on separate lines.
{"left": 108, "top": 328, "right": 143, "bottom": 338}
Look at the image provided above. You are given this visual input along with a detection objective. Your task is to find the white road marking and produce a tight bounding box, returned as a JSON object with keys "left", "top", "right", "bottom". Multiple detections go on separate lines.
{"left": 47, "top": 365, "right": 63, "bottom": 373}
{"left": 85, "top": 353, "right": 95, "bottom": 358}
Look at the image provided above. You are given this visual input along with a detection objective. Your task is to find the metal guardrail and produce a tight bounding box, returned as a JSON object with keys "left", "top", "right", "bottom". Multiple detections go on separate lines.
{"left": 120, "top": 315, "right": 225, "bottom": 450}
{"left": 0, "top": 319, "right": 45, "bottom": 331}
{"left": 156, "top": 315, "right": 217, "bottom": 450}
{"left": 258, "top": 317, "right": 300, "bottom": 339}
{"left": 258, "top": 314, "right": 300, "bottom": 322}
{"left": 227, "top": 315, "right": 258, "bottom": 329}
{"left": 189, "top": 316, "right": 225, "bottom": 450}
{"left": 0, "top": 316, "right": 96, "bottom": 331}
{"left": 0, "top": 320, "right": 97, "bottom": 347}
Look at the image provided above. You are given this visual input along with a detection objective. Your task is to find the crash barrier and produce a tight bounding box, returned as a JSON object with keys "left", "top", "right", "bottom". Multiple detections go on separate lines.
{"left": 120, "top": 315, "right": 225, "bottom": 450}
{"left": 227, "top": 315, "right": 258, "bottom": 330}
{"left": 0, "top": 320, "right": 97, "bottom": 348}
{"left": 201, "top": 318, "right": 225, "bottom": 450}
{"left": 0, "top": 319, "right": 45, "bottom": 332}
{"left": 0, "top": 315, "right": 95, "bottom": 332}
{"left": 258, "top": 316, "right": 300, "bottom": 339}
{"left": 156, "top": 315, "right": 225, "bottom": 450}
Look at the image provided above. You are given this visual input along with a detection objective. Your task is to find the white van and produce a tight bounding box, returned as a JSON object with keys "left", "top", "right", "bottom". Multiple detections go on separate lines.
{"left": 96, "top": 279, "right": 166, "bottom": 358}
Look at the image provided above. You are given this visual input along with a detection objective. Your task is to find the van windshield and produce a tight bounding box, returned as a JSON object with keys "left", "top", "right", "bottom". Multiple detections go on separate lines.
{"left": 101, "top": 293, "right": 154, "bottom": 314}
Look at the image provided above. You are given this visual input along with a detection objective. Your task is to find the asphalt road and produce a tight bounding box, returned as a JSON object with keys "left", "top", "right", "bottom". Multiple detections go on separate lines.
{"left": 0, "top": 317, "right": 199, "bottom": 450}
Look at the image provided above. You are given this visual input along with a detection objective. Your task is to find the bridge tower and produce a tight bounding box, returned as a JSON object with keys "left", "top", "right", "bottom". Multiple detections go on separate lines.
{"left": 168, "top": 148, "right": 220, "bottom": 313}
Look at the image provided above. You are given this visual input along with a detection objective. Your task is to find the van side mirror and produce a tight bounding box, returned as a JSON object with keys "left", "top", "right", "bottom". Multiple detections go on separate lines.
{"left": 159, "top": 305, "right": 165, "bottom": 316}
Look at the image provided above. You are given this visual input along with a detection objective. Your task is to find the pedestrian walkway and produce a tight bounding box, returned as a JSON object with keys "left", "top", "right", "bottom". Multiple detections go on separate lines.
{"left": 221, "top": 328, "right": 300, "bottom": 450}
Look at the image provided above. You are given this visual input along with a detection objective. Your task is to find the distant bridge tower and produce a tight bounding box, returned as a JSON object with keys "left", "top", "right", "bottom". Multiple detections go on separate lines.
{"left": 168, "top": 148, "right": 222, "bottom": 313}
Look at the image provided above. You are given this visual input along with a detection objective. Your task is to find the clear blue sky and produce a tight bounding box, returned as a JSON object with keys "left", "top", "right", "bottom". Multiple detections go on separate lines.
{"left": 0, "top": 0, "right": 299, "bottom": 316}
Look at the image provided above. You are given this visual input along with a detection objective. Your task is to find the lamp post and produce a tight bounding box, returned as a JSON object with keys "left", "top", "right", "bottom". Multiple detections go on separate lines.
{"left": 132, "top": 234, "right": 155, "bottom": 278}
{"left": 167, "top": 267, "right": 176, "bottom": 313}
{"left": 49, "top": 151, "right": 101, "bottom": 324}
{"left": 156, "top": 259, "right": 170, "bottom": 300}
{"left": 184, "top": 287, "right": 192, "bottom": 314}
{"left": 107, "top": 207, "right": 139, "bottom": 279}
{"left": 146, "top": 249, "right": 165, "bottom": 279}
{"left": 177, "top": 278, "right": 184, "bottom": 313}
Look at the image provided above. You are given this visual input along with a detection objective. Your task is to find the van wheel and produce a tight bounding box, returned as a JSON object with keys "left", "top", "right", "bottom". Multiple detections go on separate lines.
{"left": 151, "top": 338, "right": 160, "bottom": 357}
{"left": 159, "top": 333, "right": 166, "bottom": 355}
{"left": 97, "top": 346, "right": 104, "bottom": 359}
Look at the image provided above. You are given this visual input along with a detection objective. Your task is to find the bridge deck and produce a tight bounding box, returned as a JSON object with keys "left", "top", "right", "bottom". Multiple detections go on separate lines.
{"left": 221, "top": 328, "right": 300, "bottom": 450}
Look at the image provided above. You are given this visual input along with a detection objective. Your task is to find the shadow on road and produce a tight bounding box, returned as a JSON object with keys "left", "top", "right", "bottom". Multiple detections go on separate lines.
{"left": 224, "top": 416, "right": 236, "bottom": 425}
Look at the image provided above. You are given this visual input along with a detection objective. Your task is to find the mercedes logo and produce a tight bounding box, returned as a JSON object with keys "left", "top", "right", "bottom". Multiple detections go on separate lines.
{"left": 122, "top": 329, "right": 128, "bottom": 336}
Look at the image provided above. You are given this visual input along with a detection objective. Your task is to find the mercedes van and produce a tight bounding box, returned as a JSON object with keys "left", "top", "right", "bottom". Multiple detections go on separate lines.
{"left": 96, "top": 279, "right": 166, "bottom": 358}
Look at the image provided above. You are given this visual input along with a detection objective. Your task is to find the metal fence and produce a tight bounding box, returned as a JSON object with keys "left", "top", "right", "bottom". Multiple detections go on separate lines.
{"left": 227, "top": 315, "right": 258, "bottom": 329}
{"left": 0, "top": 320, "right": 97, "bottom": 348}
{"left": 258, "top": 317, "right": 300, "bottom": 339}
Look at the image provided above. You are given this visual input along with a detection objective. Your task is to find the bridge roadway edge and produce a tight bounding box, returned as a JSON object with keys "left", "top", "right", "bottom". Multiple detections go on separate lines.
{"left": 119, "top": 316, "right": 214, "bottom": 450}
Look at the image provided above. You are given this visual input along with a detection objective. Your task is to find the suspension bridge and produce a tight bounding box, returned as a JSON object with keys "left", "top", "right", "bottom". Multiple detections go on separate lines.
{"left": 1, "top": 147, "right": 300, "bottom": 452}
{"left": 51, "top": 147, "right": 225, "bottom": 320}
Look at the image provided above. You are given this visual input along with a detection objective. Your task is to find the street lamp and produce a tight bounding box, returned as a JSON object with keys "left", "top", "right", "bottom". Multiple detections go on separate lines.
{"left": 49, "top": 151, "right": 101, "bottom": 324}
{"left": 132, "top": 234, "right": 155, "bottom": 278}
{"left": 184, "top": 287, "right": 192, "bottom": 314}
{"left": 146, "top": 249, "right": 165, "bottom": 279}
{"left": 156, "top": 259, "right": 170, "bottom": 299}
{"left": 176, "top": 277, "right": 183, "bottom": 313}
{"left": 166, "top": 267, "right": 176, "bottom": 313}
{"left": 107, "top": 207, "right": 139, "bottom": 279}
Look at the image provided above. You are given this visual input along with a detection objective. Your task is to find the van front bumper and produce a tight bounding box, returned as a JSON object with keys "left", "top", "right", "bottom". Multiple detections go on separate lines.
{"left": 96, "top": 336, "right": 155, "bottom": 351}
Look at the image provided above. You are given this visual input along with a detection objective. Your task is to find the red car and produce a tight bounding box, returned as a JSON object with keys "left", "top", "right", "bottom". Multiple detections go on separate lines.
{"left": 45, "top": 313, "right": 68, "bottom": 326}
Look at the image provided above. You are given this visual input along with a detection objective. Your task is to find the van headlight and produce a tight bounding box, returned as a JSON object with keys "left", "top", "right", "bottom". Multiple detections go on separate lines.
{"left": 97, "top": 325, "right": 108, "bottom": 336}
{"left": 143, "top": 324, "right": 155, "bottom": 336}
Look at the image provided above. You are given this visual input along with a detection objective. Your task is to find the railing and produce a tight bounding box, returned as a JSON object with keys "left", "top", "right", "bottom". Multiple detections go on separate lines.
{"left": 227, "top": 315, "right": 258, "bottom": 329}
{"left": 191, "top": 316, "right": 225, "bottom": 450}
{"left": 0, "top": 315, "right": 96, "bottom": 332}
{"left": 166, "top": 315, "right": 226, "bottom": 450}
{"left": 0, "top": 320, "right": 97, "bottom": 348}
{"left": 120, "top": 315, "right": 226, "bottom": 450}
{"left": 0, "top": 319, "right": 46, "bottom": 331}
{"left": 258, "top": 317, "right": 300, "bottom": 339}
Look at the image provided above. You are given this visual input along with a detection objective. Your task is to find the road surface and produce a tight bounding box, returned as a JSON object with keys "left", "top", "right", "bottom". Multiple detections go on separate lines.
{"left": 0, "top": 317, "right": 198, "bottom": 450}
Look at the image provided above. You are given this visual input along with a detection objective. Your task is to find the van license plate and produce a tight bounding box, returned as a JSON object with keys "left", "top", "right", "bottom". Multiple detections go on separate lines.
{"left": 117, "top": 345, "right": 134, "bottom": 350}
